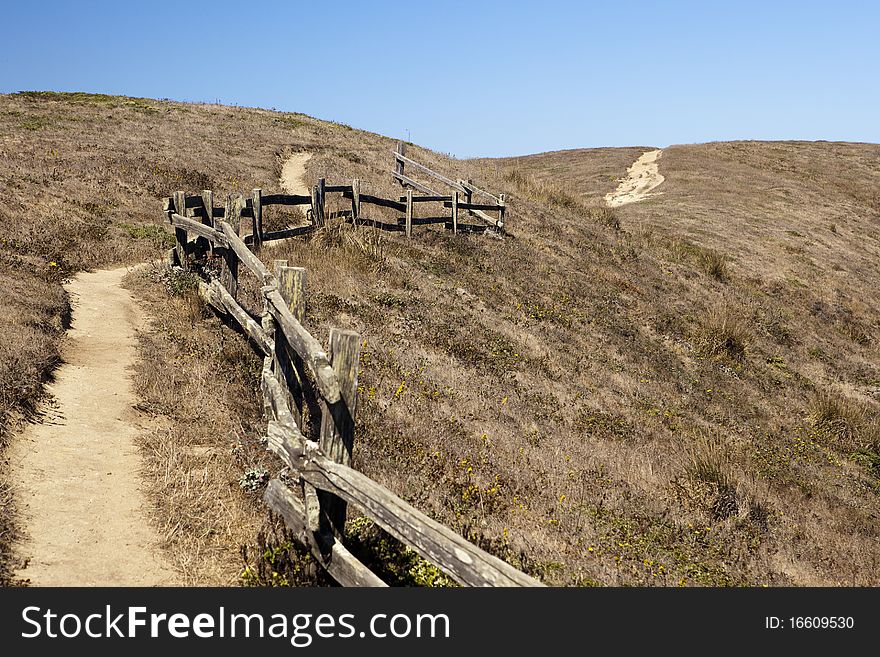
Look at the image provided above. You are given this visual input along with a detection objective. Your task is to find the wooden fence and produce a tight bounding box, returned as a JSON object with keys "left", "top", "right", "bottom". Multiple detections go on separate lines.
{"left": 392, "top": 141, "right": 506, "bottom": 232}
{"left": 161, "top": 191, "right": 539, "bottom": 587}
{"left": 164, "top": 154, "right": 504, "bottom": 261}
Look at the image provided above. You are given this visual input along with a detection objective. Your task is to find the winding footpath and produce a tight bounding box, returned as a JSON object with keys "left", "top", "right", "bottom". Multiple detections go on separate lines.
{"left": 280, "top": 151, "right": 312, "bottom": 197}
{"left": 10, "top": 267, "right": 173, "bottom": 585}
{"left": 605, "top": 149, "right": 665, "bottom": 207}
{"left": 9, "top": 153, "right": 317, "bottom": 585}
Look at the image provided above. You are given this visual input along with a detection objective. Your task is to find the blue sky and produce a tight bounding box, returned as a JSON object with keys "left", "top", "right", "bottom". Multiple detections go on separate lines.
{"left": 1, "top": 1, "right": 878, "bottom": 157}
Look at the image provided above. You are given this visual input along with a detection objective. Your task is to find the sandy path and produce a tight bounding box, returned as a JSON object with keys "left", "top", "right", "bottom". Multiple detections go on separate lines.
{"left": 605, "top": 149, "right": 665, "bottom": 207}
{"left": 280, "top": 151, "right": 312, "bottom": 196}
{"left": 264, "top": 151, "right": 314, "bottom": 250}
{"left": 10, "top": 267, "right": 174, "bottom": 586}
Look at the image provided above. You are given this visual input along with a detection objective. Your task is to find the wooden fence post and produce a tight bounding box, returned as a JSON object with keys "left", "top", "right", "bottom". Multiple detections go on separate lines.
{"left": 276, "top": 264, "right": 307, "bottom": 429}
{"left": 351, "top": 178, "right": 360, "bottom": 221}
{"left": 405, "top": 188, "right": 413, "bottom": 238}
{"left": 232, "top": 193, "right": 246, "bottom": 240}
{"left": 173, "top": 190, "right": 187, "bottom": 269}
{"left": 311, "top": 179, "right": 326, "bottom": 227}
{"left": 395, "top": 141, "right": 406, "bottom": 181}
{"left": 278, "top": 266, "right": 307, "bottom": 323}
{"left": 272, "top": 258, "right": 289, "bottom": 380}
{"left": 498, "top": 193, "right": 505, "bottom": 230}
{"left": 310, "top": 186, "right": 318, "bottom": 226}
{"left": 163, "top": 196, "right": 173, "bottom": 222}
{"left": 451, "top": 191, "right": 459, "bottom": 234}
{"left": 221, "top": 194, "right": 241, "bottom": 299}
{"left": 200, "top": 190, "right": 213, "bottom": 224}
{"left": 260, "top": 308, "right": 277, "bottom": 421}
{"left": 252, "top": 188, "right": 263, "bottom": 250}
{"left": 200, "top": 190, "right": 214, "bottom": 256}
{"left": 272, "top": 259, "right": 288, "bottom": 318}
{"left": 464, "top": 179, "right": 474, "bottom": 217}
{"left": 317, "top": 178, "right": 325, "bottom": 226}
{"left": 162, "top": 197, "right": 177, "bottom": 267}
{"left": 318, "top": 329, "right": 362, "bottom": 535}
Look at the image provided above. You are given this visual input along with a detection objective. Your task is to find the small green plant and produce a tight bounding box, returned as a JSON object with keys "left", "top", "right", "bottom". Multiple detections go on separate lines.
{"left": 576, "top": 408, "right": 633, "bottom": 441}
{"left": 338, "top": 150, "right": 364, "bottom": 164}
{"left": 240, "top": 528, "right": 323, "bottom": 587}
{"left": 120, "top": 222, "right": 176, "bottom": 247}
{"left": 346, "top": 517, "right": 456, "bottom": 587}
{"left": 238, "top": 467, "right": 269, "bottom": 492}
{"left": 20, "top": 118, "right": 51, "bottom": 131}
{"left": 275, "top": 115, "right": 306, "bottom": 130}
{"left": 156, "top": 268, "right": 200, "bottom": 297}
{"left": 851, "top": 446, "right": 880, "bottom": 476}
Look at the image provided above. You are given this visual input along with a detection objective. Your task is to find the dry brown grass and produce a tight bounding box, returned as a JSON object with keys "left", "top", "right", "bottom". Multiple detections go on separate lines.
{"left": 486, "top": 146, "right": 650, "bottom": 203}
{"left": 809, "top": 390, "right": 878, "bottom": 451}
{"left": 699, "top": 249, "right": 729, "bottom": 281}
{"left": 125, "top": 265, "right": 326, "bottom": 585}
{"left": 0, "top": 265, "right": 70, "bottom": 584}
{"left": 501, "top": 167, "right": 620, "bottom": 229}
{"left": 505, "top": 139, "right": 880, "bottom": 585}
{"left": 2, "top": 92, "right": 880, "bottom": 586}
{"left": 674, "top": 431, "right": 740, "bottom": 521}
{"left": 502, "top": 167, "right": 590, "bottom": 213}
{"left": 694, "top": 303, "right": 750, "bottom": 361}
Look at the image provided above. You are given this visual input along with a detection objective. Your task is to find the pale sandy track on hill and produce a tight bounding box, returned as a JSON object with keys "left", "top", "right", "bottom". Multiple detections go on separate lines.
{"left": 264, "top": 151, "right": 314, "bottom": 250}
{"left": 280, "top": 151, "right": 312, "bottom": 197}
{"left": 605, "top": 149, "right": 665, "bottom": 207}
{"left": 10, "top": 267, "right": 174, "bottom": 586}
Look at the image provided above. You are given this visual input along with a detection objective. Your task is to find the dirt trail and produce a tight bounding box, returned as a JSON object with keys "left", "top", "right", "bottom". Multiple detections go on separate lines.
{"left": 10, "top": 267, "right": 174, "bottom": 586}
{"left": 263, "top": 151, "right": 314, "bottom": 251}
{"left": 280, "top": 151, "right": 312, "bottom": 196}
{"left": 605, "top": 149, "right": 665, "bottom": 207}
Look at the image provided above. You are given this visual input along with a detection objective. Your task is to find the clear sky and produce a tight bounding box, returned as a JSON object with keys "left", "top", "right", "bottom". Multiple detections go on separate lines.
{"left": 1, "top": 0, "right": 878, "bottom": 158}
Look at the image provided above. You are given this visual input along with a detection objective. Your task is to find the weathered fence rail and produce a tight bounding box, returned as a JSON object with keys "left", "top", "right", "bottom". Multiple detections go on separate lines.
{"left": 392, "top": 141, "right": 506, "bottom": 231}
{"left": 161, "top": 188, "right": 538, "bottom": 587}
{"left": 165, "top": 148, "right": 504, "bottom": 257}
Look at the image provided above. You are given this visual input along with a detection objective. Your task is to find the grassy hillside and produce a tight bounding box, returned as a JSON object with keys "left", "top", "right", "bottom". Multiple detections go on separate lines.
{"left": 1, "top": 92, "right": 877, "bottom": 585}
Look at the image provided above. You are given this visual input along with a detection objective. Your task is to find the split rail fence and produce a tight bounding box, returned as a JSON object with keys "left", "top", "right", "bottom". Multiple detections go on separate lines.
{"left": 391, "top": 141, "right": 506, "bottom": 232}
{"left": 164, "top": 147, "right": 504, "bottom": 261}
{"left": 161, "top": 189, "right": 538, "bottom": 587}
